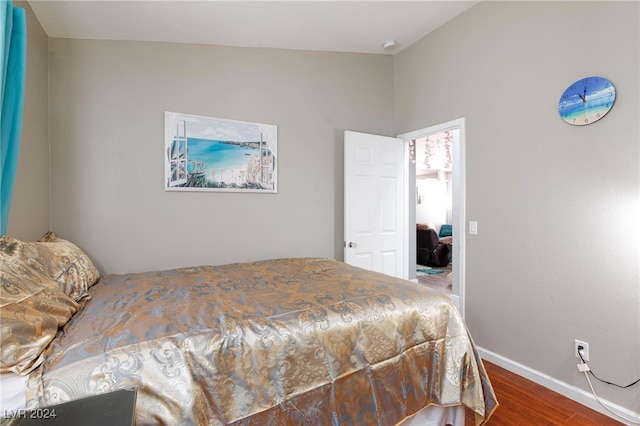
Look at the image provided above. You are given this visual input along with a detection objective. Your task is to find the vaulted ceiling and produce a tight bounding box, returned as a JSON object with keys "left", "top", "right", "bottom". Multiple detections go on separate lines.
{"left": 28, "top": 1, "right": 479, "bottom": 55}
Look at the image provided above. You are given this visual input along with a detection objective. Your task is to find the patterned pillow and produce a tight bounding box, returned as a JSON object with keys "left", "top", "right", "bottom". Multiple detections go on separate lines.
{"left": 0, "top": 238, "right": 79, "bottom": 374}
{"left": 21, "top": 232, "right": 100, "bottom": 302}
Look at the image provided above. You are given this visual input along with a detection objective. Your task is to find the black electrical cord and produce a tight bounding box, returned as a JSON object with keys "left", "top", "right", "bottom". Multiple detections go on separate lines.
{"left": 578, "top": 352, "right": 640, "bottom": 389}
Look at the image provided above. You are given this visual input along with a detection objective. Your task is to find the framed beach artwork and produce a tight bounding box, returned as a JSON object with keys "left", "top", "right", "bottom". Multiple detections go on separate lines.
{"left": 165, "top": 112, "right": 277, "bottom": 193}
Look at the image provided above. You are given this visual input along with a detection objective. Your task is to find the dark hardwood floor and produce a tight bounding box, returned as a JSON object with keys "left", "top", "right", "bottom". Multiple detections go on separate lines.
{"left": 467, "top": 361, "right": 624, "bottom": 425}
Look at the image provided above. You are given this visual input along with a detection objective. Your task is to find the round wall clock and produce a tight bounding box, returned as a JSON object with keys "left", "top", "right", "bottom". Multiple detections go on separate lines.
{"left": 558, "top": 76, "right": 616, "bottom": 126}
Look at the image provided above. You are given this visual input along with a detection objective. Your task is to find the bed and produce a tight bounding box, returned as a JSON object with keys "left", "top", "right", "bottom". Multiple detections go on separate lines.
{"left": 1, "top": 234, "right": 497, "bottom": 425}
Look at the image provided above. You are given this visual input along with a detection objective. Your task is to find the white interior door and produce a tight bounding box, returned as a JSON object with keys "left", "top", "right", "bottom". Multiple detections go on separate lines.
{"left": 344, "top": 131, "right": 405, "bottom": 278}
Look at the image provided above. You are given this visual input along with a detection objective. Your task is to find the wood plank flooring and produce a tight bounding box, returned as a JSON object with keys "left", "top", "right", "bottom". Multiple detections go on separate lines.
{"left": 467, "top": 361, "right": 624, "bottom": 425}
{"left": 416, "top": 265, "right": 451, "bottom": 295}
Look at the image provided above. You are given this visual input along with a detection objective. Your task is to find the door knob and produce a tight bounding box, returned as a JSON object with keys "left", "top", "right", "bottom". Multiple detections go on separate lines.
{"left": 348, "top": 242, "right": 357, "bottom": 248}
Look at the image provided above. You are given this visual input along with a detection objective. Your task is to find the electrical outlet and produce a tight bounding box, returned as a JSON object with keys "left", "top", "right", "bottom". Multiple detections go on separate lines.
{"left": 575, "top": 339, "right": 589, "bottom": 362}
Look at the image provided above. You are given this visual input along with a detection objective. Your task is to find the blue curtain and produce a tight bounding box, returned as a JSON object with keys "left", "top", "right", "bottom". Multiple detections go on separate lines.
{"left": 0, "top": 0, "right": 27, "bottom": 235}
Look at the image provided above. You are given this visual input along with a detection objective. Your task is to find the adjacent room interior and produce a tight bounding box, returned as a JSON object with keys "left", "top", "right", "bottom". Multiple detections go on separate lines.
{"left": 414, "top": 130, "right": 455, "bottom": 295}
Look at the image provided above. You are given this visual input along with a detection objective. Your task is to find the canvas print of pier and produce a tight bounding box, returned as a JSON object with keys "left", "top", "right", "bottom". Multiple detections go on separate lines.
{"left": 165, "top": 112, "right": 277, "bottom": 193}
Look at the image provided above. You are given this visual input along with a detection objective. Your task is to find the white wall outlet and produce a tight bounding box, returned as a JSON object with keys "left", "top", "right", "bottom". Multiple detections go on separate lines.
{"left": 575, "top": 339, "right": 589, "bottom": 362}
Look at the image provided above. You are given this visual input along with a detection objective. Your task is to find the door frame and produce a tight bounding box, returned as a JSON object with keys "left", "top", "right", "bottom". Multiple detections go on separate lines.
{"left": 398, "top": 117, "right": 466, "bottom": 317}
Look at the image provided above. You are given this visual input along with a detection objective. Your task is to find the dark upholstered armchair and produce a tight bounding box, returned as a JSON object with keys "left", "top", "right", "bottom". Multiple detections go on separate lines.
{"left": 417, "top": 225, "right": 450, "bottom": 267}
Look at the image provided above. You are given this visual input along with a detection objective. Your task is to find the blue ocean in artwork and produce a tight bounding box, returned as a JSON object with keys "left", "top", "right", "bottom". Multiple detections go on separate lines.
{"left": 186, "top": 138, "right": 258, "bottom": 173}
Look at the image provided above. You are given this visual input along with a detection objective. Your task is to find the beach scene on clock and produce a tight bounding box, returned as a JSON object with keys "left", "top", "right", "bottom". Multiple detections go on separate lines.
{"left": 558, "top": 76, "right": 616, "bottom": 126}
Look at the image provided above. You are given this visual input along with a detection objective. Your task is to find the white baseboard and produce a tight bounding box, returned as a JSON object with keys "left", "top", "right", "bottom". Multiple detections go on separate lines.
{"left": 476, "top": 347, "right": 640, "bottom": 425}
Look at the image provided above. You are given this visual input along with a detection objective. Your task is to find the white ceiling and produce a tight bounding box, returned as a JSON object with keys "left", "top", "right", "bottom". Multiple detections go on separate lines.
{"left": 27, "top": 0, "right": 480, "bottom": 55}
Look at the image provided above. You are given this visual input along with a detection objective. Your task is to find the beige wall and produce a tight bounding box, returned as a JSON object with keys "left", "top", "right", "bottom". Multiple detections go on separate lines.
{"left": 48, "top": 39, "right": 393, "bottom": 274}
{"left": 394, "top": 1, "right": 639, "bottom": 414}
{"left": 8, "top": 1, "right": 49, "bottom": 239}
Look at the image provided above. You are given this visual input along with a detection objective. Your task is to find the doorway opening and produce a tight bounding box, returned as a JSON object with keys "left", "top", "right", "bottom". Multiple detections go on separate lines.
{"left": 415, "top": 131, "right": 454, "bottom": 295}
{"left": 399, "top": 118, "right": 466, "bottom": 316}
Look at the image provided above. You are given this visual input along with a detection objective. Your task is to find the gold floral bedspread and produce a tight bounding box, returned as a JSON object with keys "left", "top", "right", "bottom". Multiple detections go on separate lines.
{"left": 26, "top": 258, "right": 497, "bottom": 425}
